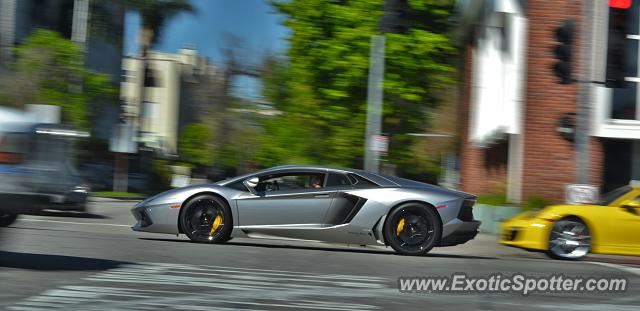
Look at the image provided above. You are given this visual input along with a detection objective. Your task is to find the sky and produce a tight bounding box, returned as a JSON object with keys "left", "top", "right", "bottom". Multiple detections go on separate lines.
{"left": 123, "top": 0, "right": 291, "bottom": 100}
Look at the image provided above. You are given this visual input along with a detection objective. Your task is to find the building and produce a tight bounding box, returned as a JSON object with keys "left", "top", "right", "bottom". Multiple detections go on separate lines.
{"left": 455, "top": 0, "right": 640, "bottom": 203}
{"left": 119, "top": 48, "right": 217, "bottom": 155}
{"left": 0, "top": 0, "right": 125, "bottom": 139}
{"left": 1, "top": 0, "right": 124, "bottom": 79}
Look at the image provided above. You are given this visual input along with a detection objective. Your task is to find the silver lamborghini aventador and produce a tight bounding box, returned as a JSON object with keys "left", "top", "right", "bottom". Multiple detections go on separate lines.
{"left": 131, "top": 165, "right": 480, "bottom": 255}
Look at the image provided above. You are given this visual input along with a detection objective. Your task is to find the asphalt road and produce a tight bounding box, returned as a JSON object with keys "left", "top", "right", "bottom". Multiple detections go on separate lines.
{"left": 1, "top": 198, "right": 639, "bottom": 310}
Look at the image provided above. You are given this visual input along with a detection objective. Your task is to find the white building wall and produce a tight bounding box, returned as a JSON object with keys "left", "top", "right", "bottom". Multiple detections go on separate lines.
{"left": 119, "top": 49, "right": 214, "bottom": 155}
{"left": 469, "top": 1, "right": 526, "bottom": 146}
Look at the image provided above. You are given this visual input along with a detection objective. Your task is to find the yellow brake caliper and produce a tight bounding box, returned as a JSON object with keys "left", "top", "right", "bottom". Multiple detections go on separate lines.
{"left": 210, "top": 214, "right": 223, "bottom": 235}
{"left": 396, "top": 218, "right": 406, "bottom": 236}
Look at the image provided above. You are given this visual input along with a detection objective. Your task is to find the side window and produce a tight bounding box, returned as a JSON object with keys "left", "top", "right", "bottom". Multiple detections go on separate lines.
{"left": 256, "top": 172, "right": 326, "bottom": 192}
{"left": 347, "top": 174, "right": 378, "bottom": 189}
{"left": 225, "top": 181, "right": 248, "bottom": 192}
{"left": 326, "top": 173, "right": 351, "bottom": 188}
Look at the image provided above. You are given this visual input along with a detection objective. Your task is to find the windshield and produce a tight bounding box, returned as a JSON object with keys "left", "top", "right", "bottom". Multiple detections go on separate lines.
{"left": 598, "top": 185, "right": 632, "bottom": 206}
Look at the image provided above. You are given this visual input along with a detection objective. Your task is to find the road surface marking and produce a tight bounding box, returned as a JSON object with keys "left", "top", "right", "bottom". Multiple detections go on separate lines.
{"left": 590, "top": 262, "right": 640, "bottom": 276}
{"left": 18, "top": 218, "right": 130, "bottom": 227}
{"left": 8, "top": 262, "right": 391, "bottom": 311}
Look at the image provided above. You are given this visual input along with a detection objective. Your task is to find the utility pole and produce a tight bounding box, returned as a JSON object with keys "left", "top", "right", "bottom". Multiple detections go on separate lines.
{"left": 364, "top": 0, "right": 410, "bottom": 173}
{"left": 0, "top": 0, "right": 16, "bottom": 65}
{"left": 364, "top": 35, "right": 385, "bottom": 173}
{"left": 575, "top": 0, "right": 595, "bottom": 184}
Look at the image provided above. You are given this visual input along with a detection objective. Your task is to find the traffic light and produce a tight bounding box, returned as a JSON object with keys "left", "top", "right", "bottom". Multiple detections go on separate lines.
{"left": 553, "top": 20, "right": 575, "bottom": 84}
{"left": 609, "top": 0, "right": 632, "bottom": 9}
{"left": 605, "top": 1, "right": 631, "bottom": 88}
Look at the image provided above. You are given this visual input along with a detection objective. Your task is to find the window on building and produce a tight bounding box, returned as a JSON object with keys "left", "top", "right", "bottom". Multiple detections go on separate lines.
{"left": 611, "top": 0, "right": 640, "bottom": 120}
{"left": 144, "top": 68, "right": 161, "bottom": 87}
{"left": 143, "top": 101, "right": 157, "bottom": 119}
{"left": 612, "top": 83, "right": 637, "bottom": 119}
{"left": 121, "top": 69, "right": 135, "bottom": 82}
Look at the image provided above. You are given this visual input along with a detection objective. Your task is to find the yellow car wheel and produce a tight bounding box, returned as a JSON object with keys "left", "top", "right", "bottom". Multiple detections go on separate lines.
{"left": 547, "top": 217, "right": 591, "bottom": 260}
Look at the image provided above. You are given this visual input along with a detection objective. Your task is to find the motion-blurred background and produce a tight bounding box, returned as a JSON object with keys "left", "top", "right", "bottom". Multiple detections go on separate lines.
{"left": 0, "top": 0, "right": 638, "bottom": 208}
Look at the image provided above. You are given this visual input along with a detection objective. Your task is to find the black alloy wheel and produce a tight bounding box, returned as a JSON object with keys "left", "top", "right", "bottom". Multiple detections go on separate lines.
{"left": 180, "top": 195, "right": 232, "bottom": 243}
{"left": 383, "top": 203, "right": 442, "bottom": 256}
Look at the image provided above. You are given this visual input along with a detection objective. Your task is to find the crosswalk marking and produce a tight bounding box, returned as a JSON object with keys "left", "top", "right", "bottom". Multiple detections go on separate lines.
{"left": 8, "top": 262, "right": 393, "bottom": 311}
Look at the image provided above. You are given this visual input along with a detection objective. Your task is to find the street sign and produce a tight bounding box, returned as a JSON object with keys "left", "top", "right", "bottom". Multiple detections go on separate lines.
{"left": 370, "top": 134, "right": 389, "bottom": 154}
{"left": 565, "top": 184, "right": 599, "bottom": 205}
{"left": 110, "top": 123, "right": 137, "bottom": 153}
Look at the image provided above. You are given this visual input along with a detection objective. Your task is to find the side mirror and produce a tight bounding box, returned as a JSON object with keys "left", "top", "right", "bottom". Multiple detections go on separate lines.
{"left": 243, "top": 177, "right": 259, "bottom": 194}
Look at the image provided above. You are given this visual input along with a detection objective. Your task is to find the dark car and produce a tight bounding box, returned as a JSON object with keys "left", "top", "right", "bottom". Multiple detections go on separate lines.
{"left": 0, "top": 122, "right": 90, "bottom": 226}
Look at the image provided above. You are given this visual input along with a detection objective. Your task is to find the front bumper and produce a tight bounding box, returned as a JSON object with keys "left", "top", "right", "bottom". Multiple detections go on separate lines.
{"left": 499, "top": 217, "right": 551, "bottom": 251}
{"left": 131, "top": 202, "right": 181, "bottom": 234}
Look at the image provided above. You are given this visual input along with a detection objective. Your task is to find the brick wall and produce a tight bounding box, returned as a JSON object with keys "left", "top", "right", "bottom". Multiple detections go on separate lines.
{"left": 458, "top": 0, "right": 605, "bottom": 202}
{"left": 521, "top": 0, "right": 603, "bottom": 202}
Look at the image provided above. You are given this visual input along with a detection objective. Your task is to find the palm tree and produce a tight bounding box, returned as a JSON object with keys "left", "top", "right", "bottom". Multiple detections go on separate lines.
{"left": 111, "top": 0, "right": 194, "bottom": 192}
{"left": 121, "top": 0, "right": 194, "bottom": 139}
{"left": 122, "top": 0, "right": 195, "bottom": 60}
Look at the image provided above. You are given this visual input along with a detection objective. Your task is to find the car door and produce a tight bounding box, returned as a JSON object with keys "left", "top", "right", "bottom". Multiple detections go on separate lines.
{"left": 322, "top": 172, "right": 370, "bottom": 225}
{"left": 236, "top": 170, "right": 335, "bottom": 228}
{"left": 605, "top": 193, "right": 640, "bottom": 251}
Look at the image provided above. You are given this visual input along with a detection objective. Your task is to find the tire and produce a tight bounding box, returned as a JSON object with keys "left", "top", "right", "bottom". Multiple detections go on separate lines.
{"left": 546, "top": 217, "right": 591, "bottom": 260}
{"left": 0, "top": 213, "right": 18, "bottom": 227}
{"left": 180, "top": 194, "right": 232, "bottom": 244}
{"left": 383, "top": 202, "right": 442, "bottom": 256}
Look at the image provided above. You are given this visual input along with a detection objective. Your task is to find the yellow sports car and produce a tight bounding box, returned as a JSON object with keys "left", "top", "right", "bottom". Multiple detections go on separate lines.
{"left": 500, "top": 181, "right": 640, "bottom": 260}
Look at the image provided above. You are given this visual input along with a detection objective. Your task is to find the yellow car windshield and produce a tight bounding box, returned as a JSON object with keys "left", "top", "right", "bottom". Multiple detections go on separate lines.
{"left": 598, "top": 186, "right": 632, "bottom": 206}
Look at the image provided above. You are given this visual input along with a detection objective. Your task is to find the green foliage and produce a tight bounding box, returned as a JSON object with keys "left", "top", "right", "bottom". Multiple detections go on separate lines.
{"left": 522, "top": 196, "right": 553, "bottom": 211}
{"left": 151, "top": 159, "right": 172, "bottom": 191}
{"left": 92, "top": 191, "right": 145, "bottom": 198}
{"left": 477, "top": 193, "right": 509, "bottom": 206}
{"left": 179, "top": 123, "right": 213, "bottom": 166}
{"left": 257, "top": 0, "right": 457, "bottom": 173}
{"left": 0, "top": 29, "right": 116, "bottom": 129}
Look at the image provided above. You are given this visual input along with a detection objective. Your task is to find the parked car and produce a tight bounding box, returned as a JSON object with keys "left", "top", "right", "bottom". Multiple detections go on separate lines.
{"left": 0, "top": 119, "right": 89, "bottom": 226}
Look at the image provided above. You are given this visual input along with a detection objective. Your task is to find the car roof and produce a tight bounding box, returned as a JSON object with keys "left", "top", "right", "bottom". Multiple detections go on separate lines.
{"left": 216, "top": 164, "right": 399, "bottom": 187}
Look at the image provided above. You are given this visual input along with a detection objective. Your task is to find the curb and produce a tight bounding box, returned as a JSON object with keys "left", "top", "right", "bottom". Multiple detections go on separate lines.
{"left": 89, "top": 196, "right": 147, "bottom": 202}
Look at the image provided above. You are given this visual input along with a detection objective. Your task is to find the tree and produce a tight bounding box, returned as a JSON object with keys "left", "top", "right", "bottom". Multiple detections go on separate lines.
{"left": 117, "top": 0, "right": 195, "bottom": 142}
{"left": 261, "top": 0, "right": 457, "bottom": 174}
{"left": 179, "top": 123, "right": 213, "bottom": 167}
{"left": 109, "top": 0, "right": 194, "bottom": 192}
{"left": 119, "top": 0, "right": 194, "bottom": 58}
{"left": 0, "top": 29, "right": 115, "bottom": 129}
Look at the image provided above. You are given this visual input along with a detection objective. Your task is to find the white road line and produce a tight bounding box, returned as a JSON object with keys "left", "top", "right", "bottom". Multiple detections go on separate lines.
{"left": 590, "top": 262, "right": 640, "bottom": 276}
{"left": 18, "top": 218, "right": 131, "bottom": 227}
{"left": 8, "top": 262, "right": 391, "bottom": 311}
{"left": 128, "top": 263, "right": 387, "bottom": 282}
